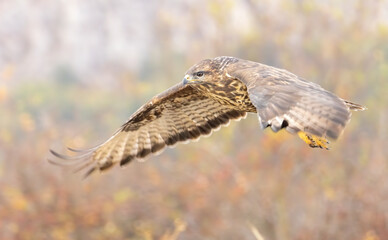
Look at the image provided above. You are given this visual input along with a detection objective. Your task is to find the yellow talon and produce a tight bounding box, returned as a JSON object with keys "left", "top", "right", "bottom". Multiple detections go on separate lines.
{"left": 297, "top": 132, "right": 330, "bottom": 150}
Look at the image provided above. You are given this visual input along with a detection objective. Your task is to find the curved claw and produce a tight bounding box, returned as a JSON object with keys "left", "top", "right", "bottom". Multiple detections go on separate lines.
{"left": 297, "top": 132, "right": 330, "bottom": 150}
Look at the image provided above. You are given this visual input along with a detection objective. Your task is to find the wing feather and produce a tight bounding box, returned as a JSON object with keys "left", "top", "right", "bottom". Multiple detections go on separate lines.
{"left": 226, "top": 59, "right": 357, "bottom": 139}
{"left": 50, "top": 83, "right": 246, "bottom": 176}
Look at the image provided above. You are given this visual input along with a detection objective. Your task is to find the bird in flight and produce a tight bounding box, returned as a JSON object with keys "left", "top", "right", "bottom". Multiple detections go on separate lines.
{"left": 50, "top": 56, "right": 365, "bottom": 177}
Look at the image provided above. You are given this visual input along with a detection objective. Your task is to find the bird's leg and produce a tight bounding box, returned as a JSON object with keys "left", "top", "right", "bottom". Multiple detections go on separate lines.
{"left": 297, "top": 132, "right": 330, "bottom": 150}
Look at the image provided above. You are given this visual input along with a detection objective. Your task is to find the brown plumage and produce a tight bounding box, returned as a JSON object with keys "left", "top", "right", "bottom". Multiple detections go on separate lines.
{"left": 50, "top": 56, "right": 365, "bottom": 177}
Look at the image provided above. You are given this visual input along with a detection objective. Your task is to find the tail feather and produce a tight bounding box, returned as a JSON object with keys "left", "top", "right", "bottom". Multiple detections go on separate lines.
{"left": 343, "top": 100, "right": 366, "bottom": 111}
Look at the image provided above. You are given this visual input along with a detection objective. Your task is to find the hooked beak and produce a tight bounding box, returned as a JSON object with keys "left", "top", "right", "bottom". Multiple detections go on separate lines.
{"left": 183, "top": 74, "right": 190, "bottom": 85}
{"left": 183, "top": 74, "right": 200, "bottom": 85}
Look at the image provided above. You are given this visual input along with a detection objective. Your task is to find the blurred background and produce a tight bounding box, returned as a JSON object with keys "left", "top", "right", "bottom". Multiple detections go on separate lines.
{"left": 0, "top": 0, "right": 387, "bottom": 239}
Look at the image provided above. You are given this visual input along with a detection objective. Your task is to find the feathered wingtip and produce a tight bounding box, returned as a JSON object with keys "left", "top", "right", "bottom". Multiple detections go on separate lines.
{"left": 344, "top": 100, "right": 367, "bottom": 111}
{"left": 48, "top": 147, "right": 97, "bottom": 179}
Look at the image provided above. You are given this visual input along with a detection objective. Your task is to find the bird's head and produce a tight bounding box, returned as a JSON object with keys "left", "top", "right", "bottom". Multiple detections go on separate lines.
{"left": 183, "top": 56, "right": 239, "bottom": 86}
{"left": 183, "top": 59, "right": 214, "bottom": 85}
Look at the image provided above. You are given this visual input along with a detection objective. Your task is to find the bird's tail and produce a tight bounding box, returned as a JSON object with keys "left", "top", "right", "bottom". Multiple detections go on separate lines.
{"left": 343, "top": 100, "right": 366, "bottom": 111}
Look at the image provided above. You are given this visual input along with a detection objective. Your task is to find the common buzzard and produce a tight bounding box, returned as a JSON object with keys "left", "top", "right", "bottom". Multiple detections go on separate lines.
{"left": 50, "top": 56, "right": 365, "bottom": 177}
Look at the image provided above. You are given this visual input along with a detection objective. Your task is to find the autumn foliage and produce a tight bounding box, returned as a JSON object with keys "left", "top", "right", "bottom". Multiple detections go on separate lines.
{"left": 0, "top": 0, "right": 386, "bottom": 239}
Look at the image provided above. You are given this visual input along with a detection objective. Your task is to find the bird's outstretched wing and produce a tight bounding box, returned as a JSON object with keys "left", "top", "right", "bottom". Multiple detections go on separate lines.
{"left": 226, "top": 59, "right": 365, "bottom": 148}
{"left": 50, "top": 83, "right": 246, "bottom": 177}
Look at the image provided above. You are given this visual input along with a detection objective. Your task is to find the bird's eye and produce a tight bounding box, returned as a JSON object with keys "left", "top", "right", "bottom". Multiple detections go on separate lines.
{"left": 195, "top": 71, "right": 204, "bottom": 77}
